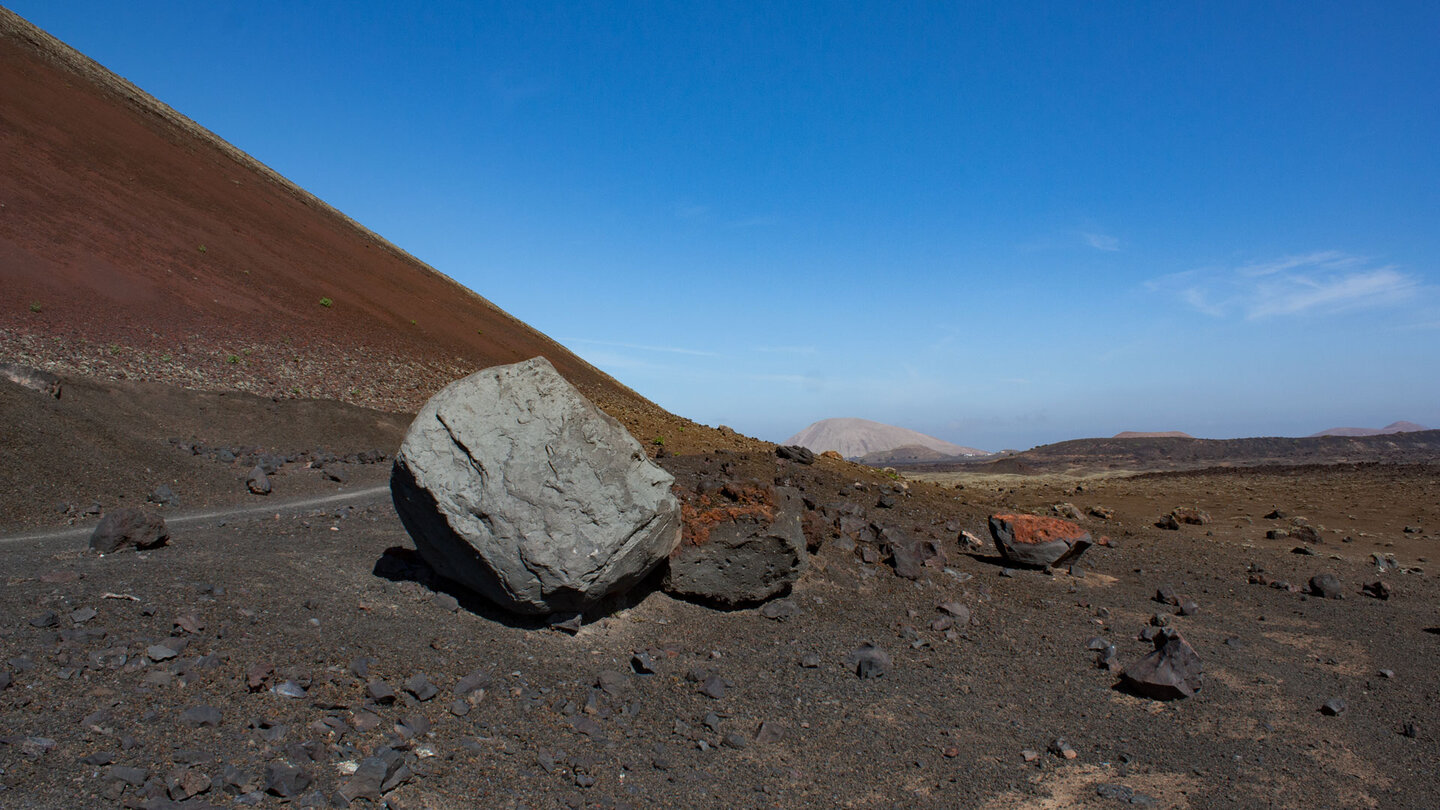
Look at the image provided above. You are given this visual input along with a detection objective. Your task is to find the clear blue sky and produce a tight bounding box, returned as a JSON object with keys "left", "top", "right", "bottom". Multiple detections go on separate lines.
{"left": 10, "top": 1, "right": 1438, "bottom": 449}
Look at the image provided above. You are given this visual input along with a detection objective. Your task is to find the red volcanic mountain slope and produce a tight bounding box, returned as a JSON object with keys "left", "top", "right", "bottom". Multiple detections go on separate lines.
{"left": 0, "top": 9, "right": 644, "bottom": 416}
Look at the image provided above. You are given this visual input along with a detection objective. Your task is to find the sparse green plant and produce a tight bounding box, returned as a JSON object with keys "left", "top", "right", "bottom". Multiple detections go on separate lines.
{"left": 160, "top": 354, "right": 172, "bottom": 362}
{"left": 28, "top": 302, "right": 41, "bottom": 313}
{"left": 319, "top": 297, "right": 333, "bottom": 308}
{"left": 652, "top": 436, "right": 665, "bottom": 446}
{"left": 410, "top": 319, "right": 417, "bottom": 325}
{"left": 198, "top": 244, "right": 207, "bottom": 253}
{"left": 108, "top": 344, "right": 121, "bottom": 355}
{"left": 242, "top": 347, "right": 252, "bottom": 356}
{"left": 226, "top": 354, "right": 239, "bottom": 364}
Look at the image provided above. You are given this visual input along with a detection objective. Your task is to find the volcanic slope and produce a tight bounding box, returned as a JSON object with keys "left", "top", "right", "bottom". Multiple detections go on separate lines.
{"left": 0, "top": 9, "right": 651, "bottom": 421}
{"left": 785, "top": 417, "right": 986, "bottom": 459}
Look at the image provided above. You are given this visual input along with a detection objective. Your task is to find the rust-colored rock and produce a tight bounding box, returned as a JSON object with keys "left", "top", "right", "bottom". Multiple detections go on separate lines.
{"left": 988, "top": 514, "right": 1092, "bottom": 568}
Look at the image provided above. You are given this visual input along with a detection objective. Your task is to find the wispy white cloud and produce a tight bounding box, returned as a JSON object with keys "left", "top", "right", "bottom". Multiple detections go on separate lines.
{"left": 567, "top": 338, "right": 719, "bottom": 357}
{"left": 1081, "top": 232, "right": 1121, "bottom": 252}
{"left": 752, "top": 345, "right": 817, "bottom": 355}
{"left": 1150, "top": 251, "right": 1422, "bottom": 319}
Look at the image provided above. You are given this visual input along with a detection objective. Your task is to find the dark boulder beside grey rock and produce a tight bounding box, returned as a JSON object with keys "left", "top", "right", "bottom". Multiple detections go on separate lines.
{"left": 1119, "top": 628, "right": 1203, "bottom": 700}
{"left": 664, "top": 483, "right": 806, "bottom": 606}
{"left": 88, "top": 509, "right": 169, "bottom": 554}
{"left": 391, "top": 357, "right": 681, "bottom": 615}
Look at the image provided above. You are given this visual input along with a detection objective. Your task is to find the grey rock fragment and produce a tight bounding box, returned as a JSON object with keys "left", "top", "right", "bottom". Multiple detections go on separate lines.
{"left": 1119, "top": 628, "right": 1202, "bottom": 700}
{"left": 631, "top": 651, "right": 657, "bottom": 674}
{"left": 179, "top": 705, "right": 222, "bottom": 728}
{"left": 148, "top": 484, "right": 179, "bottom": 507}
{"left": 88, "top": 508, "right": 169, "bottom": 554}
{"left": 1308, "top": 574, "right": 1344, "bottom": 599}
{"left": 776, "top": 445, "right": 816, "bottom": 464}
{"left": 701, "top": 674, "right": 727, "bottom": 699}
{"left": 82, "top": 750, "right": 116, "bottom": 766}
{"left": 106, "top": 765, "right": 148, "bottom": 786}
{"left": 845, "top": 643, "right": 891, "bottom": 679}
{"left": 755, "top": 721, "right": 784, "bottom": 744}
{"left": 69, "top": 607, "right": 98, "bottom": 624}
{"left": 147, "top": 644, "right": 179, "bottom": 662}
{"left": 759, "top": 599, "right": 799, "bottom": 621}
{"left": 271, "top": 681, "right": 307, "bottom": 699}
{"left": 391, "top": 357, "right": 681, "bottom": 615}
{"left": 246, "top": 466, "right": 271, "bottom": 495}
{"left": 404, "top": 672, "right": 438, "bottom": 701}
{"left": 262, "top": 763, "right": 311, "bottom": 798}
{"left": 453, "top": 669, "right": 489, "bottom": 696}
{"left": 1321, "top": 697, "right": 1347, "bottom": 716}
{"left": 366, "top": 679, "right": 396, "bottom": 704}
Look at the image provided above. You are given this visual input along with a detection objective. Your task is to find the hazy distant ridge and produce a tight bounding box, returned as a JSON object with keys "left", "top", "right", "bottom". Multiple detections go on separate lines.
{"left": 1307, "top": 421, "right": 1428, "bottom": 438}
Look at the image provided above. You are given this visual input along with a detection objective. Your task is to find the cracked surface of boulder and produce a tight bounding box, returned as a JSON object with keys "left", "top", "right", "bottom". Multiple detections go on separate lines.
{"left": 391, "top": 357, "right": 681, "bottom": 615}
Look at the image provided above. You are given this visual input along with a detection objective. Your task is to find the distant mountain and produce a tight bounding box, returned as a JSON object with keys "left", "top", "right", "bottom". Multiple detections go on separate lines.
{"left": 784, "top": 418, "right": 986, "bottom": 459}
{"left": 1308, "top": 421, "right": 1428, "bottom": 438}
{"left": 1113, "top": 431, "right": 1195, "bottom": 439}
{"left": 900, "top": 430, "right": 1440, "bottom": 476}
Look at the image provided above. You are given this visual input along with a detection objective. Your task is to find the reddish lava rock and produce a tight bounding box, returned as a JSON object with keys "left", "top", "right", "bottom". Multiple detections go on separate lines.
{"left": 988, "top": 513, "right": 1093, "bottom": 568}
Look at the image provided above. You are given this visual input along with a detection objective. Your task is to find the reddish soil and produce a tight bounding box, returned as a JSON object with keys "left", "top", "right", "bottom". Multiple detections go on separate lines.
{"left": 0, "top": 10, "right": 641, "bottom": 417}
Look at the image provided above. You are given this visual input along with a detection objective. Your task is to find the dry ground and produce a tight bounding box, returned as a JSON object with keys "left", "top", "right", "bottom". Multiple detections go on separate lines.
{"left": 2, "top": 376, "right": 1437, "bottom": 810}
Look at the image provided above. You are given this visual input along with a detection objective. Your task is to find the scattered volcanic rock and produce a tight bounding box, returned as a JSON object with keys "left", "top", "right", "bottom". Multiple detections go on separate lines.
{"left": 988, "top": 514, "right": 1092, "bottom": 568}
{"left": 147, "top": 483, "right": 179, "bottom": 507}
{"left": 1308, "top": 574, "right": 1345, "bottom": 600}
{"left": 665, "top": 483, "right": 807, "bottom": 606}
{"left": 775, "top": 445, "right": 815, "bottom": 465}
{"left": 1119, "top": 628, "right": 1203, "bottom": 700}
{"left": 845, "top": 643, "right": 892, "bottom": 679}
{"left": 87, "top": 508, "right": 169, "bottom": 554}
{"left": 246, "top": 465, "right": 271, "bottom": 495}
{"left": 1170, "top": 506, "right": 1211, "bottom": 525}
{"left": 390, "top": 357, "right": 682, "bottom": 615}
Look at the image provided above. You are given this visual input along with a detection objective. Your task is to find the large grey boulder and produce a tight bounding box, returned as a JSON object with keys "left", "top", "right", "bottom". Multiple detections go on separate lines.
{"left": 664, "top": 482, "right": 807, "bottom": 606}
{"left": 390, "top": 357, "right": 681, "bottom": 615}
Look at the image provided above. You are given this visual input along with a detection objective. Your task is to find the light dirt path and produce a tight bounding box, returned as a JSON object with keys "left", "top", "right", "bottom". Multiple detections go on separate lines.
{"left": 0, "top": 484, "right": 391, "bottom": 551}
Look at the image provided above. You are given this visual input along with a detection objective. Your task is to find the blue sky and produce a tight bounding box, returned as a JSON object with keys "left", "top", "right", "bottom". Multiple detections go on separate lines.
{"left": 11, "top": 1, "right": 1438, "bottom": 449}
